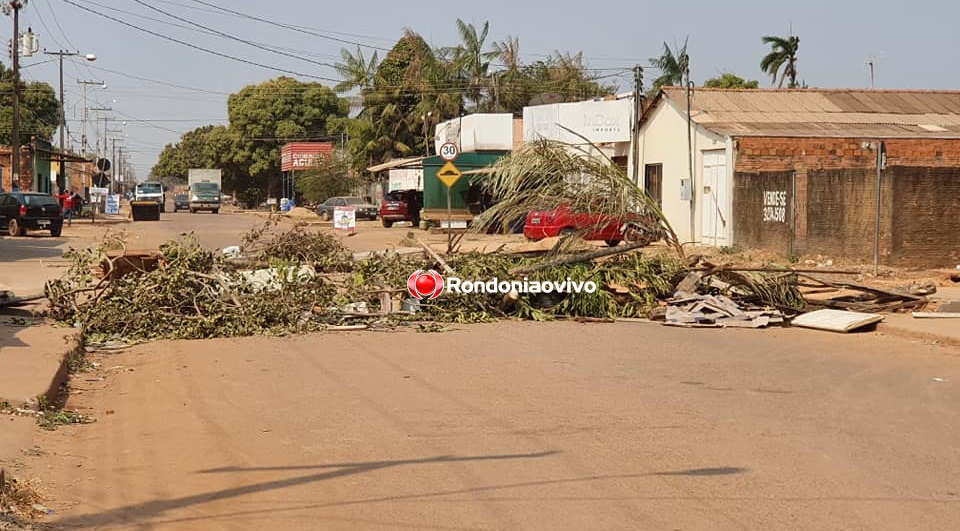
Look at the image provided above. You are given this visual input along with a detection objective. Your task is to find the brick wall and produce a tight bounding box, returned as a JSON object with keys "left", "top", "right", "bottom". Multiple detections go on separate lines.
{"left": 732, "top": 171, "right": 793, "bottom": 255}
{"left": 735, "top": 137, "right": 960, "bottom": 172}
{"left": 890, "top": 167, "right": 960, "bottom": 266}
{"left": 733, "top": 136, "right": 960, "bottom": 266}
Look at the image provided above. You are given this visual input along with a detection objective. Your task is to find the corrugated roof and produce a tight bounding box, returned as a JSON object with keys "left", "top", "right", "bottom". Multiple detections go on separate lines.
{"left": 655, "top": 87, "right": 960, "bottom": 138}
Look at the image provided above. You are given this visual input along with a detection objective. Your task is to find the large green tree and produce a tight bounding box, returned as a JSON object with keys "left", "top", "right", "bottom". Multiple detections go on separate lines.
{"left": 760, "top": 34, "right": 800, "bottom": 88}
{"left": 703, "top": 73, "right": 759, "bottom": 89}
{"left": 331, "top": 25, "right": 616, "bottom": 174}
{"left": 227, "top": 77, "right": 348, "bottom": 196}
{"left": 151, "top": 125, "right": 216, "bottom": 181}
{"left": 0, "top": 62, "right": 60, "bottom": 146}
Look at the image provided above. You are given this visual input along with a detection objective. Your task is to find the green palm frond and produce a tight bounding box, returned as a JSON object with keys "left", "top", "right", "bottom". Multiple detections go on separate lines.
{"left": 470, "top": 139, "right": 684, "bottom": 258}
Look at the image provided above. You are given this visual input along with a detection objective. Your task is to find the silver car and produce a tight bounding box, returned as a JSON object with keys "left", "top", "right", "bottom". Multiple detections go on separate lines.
{"left": 315, "top": 196, "right": 378, "bottom": 221}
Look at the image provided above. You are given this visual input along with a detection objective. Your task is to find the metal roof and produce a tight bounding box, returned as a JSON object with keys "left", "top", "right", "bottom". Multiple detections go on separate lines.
{"left": 654, "top": 87, "right": 960, "bottom": 138}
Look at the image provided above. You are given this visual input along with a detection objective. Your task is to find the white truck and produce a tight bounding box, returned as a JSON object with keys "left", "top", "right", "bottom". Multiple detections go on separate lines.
{"left": 134, "top": 181, "right": 166, "bottom": 212}
{"left": 187, "top": 169, "right": 222, "bottom": 214}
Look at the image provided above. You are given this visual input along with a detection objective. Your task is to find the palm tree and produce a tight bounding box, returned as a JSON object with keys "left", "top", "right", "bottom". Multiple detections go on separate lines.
{"left": 489, "top": 36, "right": 520, "bottom": 111}
{"left": 333, "top": 46, "right": 379, "bottom": 93}
{"left": 444, "top": 19, "right": 498, "bottom": 111}
{"left": 760, "top": 35, "right": 800, "bottom": 88}
{"left": 649, "top": 38, "right": 689, "bottom": 93}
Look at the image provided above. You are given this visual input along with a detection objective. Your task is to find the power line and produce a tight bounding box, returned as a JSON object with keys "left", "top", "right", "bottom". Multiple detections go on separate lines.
{"left": 44, "top": 0, "right": 77, "bottom": 50}
{"left": 57, "top": 0, "right": 342, "bottom": 83}
{"left": 129, "top": 0, "right": 338, "bottom": 70}
{"left": 185, "top": 0, "right": 392, "bottom": 51}
{"left": 83, "top": 64, "right": 231, "bottom": 95}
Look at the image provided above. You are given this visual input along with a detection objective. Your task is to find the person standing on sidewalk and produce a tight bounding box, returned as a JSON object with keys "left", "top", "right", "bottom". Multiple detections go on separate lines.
{"left": 54, "top": 189, "right": 76, "bottom": 226}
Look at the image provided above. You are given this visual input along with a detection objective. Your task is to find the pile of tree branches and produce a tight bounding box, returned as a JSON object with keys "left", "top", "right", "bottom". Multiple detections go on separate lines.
{"left": 42, "top": 219, "right": 694, "bottom": 342}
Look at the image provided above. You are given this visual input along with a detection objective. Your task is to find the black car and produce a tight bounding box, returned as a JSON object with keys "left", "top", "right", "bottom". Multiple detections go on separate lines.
{"left": 0, "top": 192, "right": 64, "bottom": 237}
{"left": 173, "top": 194, "right": 190, "bottom": 212}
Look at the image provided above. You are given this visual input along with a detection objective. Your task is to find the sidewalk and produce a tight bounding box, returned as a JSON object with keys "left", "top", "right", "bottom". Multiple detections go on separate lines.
{"left": 876, "top": 285, "right": 960, "bottom": 347}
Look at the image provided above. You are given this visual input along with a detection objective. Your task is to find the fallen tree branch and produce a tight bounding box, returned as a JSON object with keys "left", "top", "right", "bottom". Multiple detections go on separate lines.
{"left": 509, "top": 242, "right": 648, "bottom": 275}
{"left": 415, "top": 237, "right": 456, "bottom": 275}
{"left": 699, "top": 265, "right": 861, "bottom": 276}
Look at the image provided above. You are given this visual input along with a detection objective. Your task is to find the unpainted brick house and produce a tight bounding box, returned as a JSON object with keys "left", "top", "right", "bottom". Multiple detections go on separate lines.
{"left": 638, "top": 87, "right": 960, "bottom": 267}
{"left": 0, "top": 140, "right": 95, "bottom": 197}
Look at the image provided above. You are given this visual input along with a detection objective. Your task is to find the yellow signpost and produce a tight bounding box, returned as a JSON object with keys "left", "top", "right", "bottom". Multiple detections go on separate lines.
{"left": 437, "top": 160, "right": 462, "bottom": 188}
{"left": 437, "top": 160, "right": 462, "bottom": 252}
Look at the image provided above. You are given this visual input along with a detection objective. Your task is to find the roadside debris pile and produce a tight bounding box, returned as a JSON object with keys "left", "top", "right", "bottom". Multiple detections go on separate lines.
{"left": 41, "top": 220, "right": 934, "bottom": 342}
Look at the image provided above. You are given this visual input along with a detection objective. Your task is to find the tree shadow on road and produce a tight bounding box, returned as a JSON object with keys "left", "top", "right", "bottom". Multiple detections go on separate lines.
{"left": 48, "top": 451, "right": 561, "bottom": 528}
{"left": 0, "top": 236, "right": 66, "bottom": 263}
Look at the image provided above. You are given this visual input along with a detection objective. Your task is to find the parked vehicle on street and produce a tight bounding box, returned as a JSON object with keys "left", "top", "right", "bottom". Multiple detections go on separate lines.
{"left": 0, "top": 192, "right": 64, "bottom": 237}
{"left": 379, "top": 189, "right": 423, "bottom": 228}
{"left": 315, "top": 196, "right": 378, "bottom": 221}
{"left": 173, "top": 194, "right": 190, "bottom": 212}
{"left": 523, "top": 205, "right": 661, "bottom": 247}
{"left": 134, "top": 182, "right": 166, "bottom": 213}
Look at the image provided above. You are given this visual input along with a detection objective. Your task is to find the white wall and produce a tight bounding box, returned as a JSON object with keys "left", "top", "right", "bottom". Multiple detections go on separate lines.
{"left": 523, "top": 99, "right": 632, "bottom": 144}
{"left": 638, "top": 99, "right": 730, "bottom": 245}
{"left": 388, "top": 168, "right": 423, "bottom": 191}
{"left": 434, "top": 114, "right": 514, "bottom": 153}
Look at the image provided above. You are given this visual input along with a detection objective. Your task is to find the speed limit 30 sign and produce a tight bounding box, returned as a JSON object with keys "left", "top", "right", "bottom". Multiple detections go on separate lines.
{"left": 439, "top": 142, "right": 459, "bottom": 162}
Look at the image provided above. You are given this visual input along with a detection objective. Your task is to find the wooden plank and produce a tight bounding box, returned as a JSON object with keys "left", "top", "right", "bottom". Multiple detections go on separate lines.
{"left": 792, "top": 309, "right": 883, "bottom": 332}
{"left": 911, "top": 312, "right": 960, "bottom": 319}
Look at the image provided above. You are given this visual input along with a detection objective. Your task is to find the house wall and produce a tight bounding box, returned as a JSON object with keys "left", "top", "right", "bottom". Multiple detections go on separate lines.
{"left": 733, "top": 137, "right": 960, "bottom": 266}
{"left": 638, "top": 100, "right": 729, "bottom": 244}
{"left": 0, "top": 147, "right": 36, "bottom": 193}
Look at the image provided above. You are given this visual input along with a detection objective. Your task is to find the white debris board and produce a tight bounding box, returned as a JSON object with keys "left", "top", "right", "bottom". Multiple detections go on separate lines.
{"left": 792, "top": 309, "right": 883, "bottom": 333}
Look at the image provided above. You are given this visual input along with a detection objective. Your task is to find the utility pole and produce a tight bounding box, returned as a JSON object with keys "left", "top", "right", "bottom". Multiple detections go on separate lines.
{"left": 111, "top": 137, "right": 116, "bottom": 193}
{"left": 78, "top": 80, "right": 104, "bottom": 157}
{"left": 44, "top": 51, "right": 71, "bottom": 191}
{"left": 90, "top": 106, "right": 111, "bottom": 160}
{"left": 631, "top": 65, "right": 643, "bottom": 186}
{"left": 4, "top": 0, "right": 27, "bottom": 190}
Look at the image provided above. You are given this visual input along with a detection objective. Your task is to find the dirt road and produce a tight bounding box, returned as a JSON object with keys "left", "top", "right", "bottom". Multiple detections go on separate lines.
{"left": 19, "top": 321, "right": 960, "bottom": 530}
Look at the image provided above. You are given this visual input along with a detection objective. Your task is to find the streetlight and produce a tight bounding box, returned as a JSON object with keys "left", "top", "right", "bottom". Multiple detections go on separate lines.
{"left": 3, "top": 0, "right": 27, "bottom": 190}
{"left": 44, "top": 49, "right": 96, "bottom": 192}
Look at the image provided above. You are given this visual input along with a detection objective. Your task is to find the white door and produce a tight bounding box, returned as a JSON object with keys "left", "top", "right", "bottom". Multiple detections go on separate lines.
{"left": 701, "top": 150, "right": 730, "bottom": 245}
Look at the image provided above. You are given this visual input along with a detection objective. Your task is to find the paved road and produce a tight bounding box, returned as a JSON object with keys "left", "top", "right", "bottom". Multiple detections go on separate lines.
{"left": 0, "top": 209, "right": 267, "bottom": 294}
{"left": 5, "top": 209, "right": 960, "bottom": 530}
{"left": 26, "top": 322, "right": 960, "bottom": 530}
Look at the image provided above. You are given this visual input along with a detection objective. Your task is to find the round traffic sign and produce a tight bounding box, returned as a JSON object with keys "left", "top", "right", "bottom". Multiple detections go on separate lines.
{"left": 439, "top": 142, "right": 459, "bottom": 162}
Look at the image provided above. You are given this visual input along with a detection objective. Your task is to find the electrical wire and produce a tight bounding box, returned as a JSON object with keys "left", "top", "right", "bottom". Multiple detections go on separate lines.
{"left": 184, "top": 0, "right": 392, "bottom": 51}
{"left": 57, "top": 0, "right": 342, "bottom": 83}
{"left": 129, "top": 0, "right": 338, "bottom": 70}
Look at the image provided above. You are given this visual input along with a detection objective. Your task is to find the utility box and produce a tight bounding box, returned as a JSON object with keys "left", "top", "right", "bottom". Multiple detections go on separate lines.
{"left": 130, "top": 200, "right": 161, "bottom": 221}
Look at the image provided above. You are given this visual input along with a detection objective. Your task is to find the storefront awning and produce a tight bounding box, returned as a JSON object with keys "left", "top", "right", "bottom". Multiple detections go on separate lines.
{"left": 34, "top": 148, "right": 94, "bottom": 163}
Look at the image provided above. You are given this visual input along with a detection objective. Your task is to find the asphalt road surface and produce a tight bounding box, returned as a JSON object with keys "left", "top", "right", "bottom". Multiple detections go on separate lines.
{"left": 24, "top": 320, "right": 960, "bottom": 530}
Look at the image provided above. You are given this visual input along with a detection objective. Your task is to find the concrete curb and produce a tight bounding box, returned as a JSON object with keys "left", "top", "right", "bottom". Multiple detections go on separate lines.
{"left": 876, "top": 321, "right": 960, "bottom": 349}
{"left": 0, "top": 325, "right": 83, "bottom": 409}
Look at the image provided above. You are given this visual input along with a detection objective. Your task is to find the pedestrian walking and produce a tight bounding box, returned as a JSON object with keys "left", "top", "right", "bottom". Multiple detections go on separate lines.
{"left": 71, "top": 191, "right": 84, "bottom": 218}
{"left": 55, "top": 189, "right": 75, "bottom": 226}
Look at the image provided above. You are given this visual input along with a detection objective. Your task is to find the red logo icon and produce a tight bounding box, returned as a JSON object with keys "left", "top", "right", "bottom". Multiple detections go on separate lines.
{"left": 407, "top": 270, "right": 444, "bottom": 300}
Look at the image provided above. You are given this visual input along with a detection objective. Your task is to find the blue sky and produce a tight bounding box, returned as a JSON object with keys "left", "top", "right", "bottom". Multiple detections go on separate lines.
{"left": 15, "top": 0, "right": 958, "bottom": 179}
